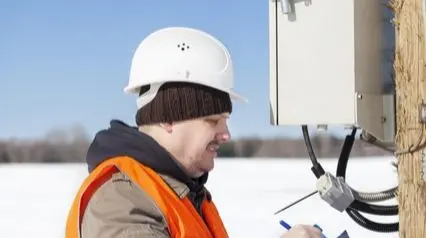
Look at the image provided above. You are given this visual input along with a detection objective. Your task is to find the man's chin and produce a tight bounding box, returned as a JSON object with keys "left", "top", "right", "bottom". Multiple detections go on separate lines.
{"left": 199, "top": 162, "right": 215, "bottom": 175}
{"left": 205, "top": 149, "right": 218, "bottom": 158}
{"left": 190, "top": 170, "right": 209, "bottom": 178}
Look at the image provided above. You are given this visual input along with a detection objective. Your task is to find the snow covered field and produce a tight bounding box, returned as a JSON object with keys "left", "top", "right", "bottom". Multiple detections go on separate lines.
{"left": 0, "top": 156, "right": 400, "bottom": 238}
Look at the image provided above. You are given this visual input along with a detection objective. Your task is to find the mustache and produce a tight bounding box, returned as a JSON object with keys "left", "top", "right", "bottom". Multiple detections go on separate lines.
{"left": 207, "top": 140, "right": 219, "bottom": 146}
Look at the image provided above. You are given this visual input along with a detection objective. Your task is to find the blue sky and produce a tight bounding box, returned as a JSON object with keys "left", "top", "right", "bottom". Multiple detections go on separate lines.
{"left": 0, "top": 1, "right": 349, "bottom": 140}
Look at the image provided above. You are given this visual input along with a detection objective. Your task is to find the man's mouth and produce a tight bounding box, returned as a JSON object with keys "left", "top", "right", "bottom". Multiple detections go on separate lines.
{"left": 206, "top": 141, "right": 220, "bottom": 152}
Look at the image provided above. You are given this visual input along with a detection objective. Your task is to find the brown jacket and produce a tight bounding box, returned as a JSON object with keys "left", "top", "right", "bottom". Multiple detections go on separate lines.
{"left": 81, "top": 171, "right": 193, "bottom": 237}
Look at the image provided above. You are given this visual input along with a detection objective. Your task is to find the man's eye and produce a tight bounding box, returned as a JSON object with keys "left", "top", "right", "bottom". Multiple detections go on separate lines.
{"left": 206, "top": 119, "right": 220, "bottom": 125}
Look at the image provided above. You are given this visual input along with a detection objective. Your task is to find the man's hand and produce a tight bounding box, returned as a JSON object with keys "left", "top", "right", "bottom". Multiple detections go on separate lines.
{"left": 280, "top": 224, "right": 323, "bottom": 238}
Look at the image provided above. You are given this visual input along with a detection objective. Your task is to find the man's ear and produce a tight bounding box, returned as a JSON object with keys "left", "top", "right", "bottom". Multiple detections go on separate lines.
{"left": 159, "top": 122, "right": 173, "bottom": 133}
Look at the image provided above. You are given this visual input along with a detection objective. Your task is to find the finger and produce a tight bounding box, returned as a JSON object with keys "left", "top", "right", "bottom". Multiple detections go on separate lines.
{"left": 312, "top": 224, "right": 326, "bottom": 237}
{"left": 313, "top": 224, "right": 323, "bottom": 232}
{"left": 293, "top": 225, "right": 323, "bottom": 236}
{"left": 305, "top": 226, "right": 324, "bottom": 236}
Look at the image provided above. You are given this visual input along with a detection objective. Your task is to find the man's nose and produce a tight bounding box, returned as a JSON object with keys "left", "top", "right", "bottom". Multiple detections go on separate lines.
{"left": 216, "top": 125, "right": 231, "bottom": 143}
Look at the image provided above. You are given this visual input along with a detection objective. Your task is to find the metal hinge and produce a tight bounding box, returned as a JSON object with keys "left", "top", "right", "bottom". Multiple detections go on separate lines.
{"left": 271, "top": 0, "right": 312, "bottom": 15}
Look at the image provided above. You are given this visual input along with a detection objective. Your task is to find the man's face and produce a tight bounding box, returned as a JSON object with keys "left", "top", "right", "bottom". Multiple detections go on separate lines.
{"left": 170, "top": 112, "right": 231, "bottom": 178}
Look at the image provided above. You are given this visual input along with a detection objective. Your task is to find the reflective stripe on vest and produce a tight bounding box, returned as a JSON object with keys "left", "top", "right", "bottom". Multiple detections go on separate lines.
{"left": 65, "top": 156, "right": 229, "bottom": 238}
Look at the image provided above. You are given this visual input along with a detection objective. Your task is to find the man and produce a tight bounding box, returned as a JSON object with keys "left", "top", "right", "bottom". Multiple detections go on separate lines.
{"left": 65, "top": 27, "right": 322, "bottom": 238}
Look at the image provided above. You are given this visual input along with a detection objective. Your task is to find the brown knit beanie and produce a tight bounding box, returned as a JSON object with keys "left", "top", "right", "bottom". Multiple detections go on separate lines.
{"left": 135, "top": 82, "right": 232, "bottom": 126}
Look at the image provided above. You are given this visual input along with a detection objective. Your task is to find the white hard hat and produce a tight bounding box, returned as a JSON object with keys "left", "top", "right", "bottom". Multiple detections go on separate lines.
{"left": 124, "top": 26, "right": 248, "bottom": 109}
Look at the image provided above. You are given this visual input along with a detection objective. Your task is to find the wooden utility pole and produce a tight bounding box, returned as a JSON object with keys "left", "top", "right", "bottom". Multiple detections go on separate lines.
{"left": 392, "top": 0, "right": 426, "bottom": 237}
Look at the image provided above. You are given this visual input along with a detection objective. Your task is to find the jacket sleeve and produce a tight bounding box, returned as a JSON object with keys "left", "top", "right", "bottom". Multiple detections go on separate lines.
{"left": 80, "top": 172, "right": 170, "bottom": 238}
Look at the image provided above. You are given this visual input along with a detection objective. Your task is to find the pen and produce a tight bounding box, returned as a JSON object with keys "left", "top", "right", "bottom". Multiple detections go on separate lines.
{"left": 279, "top": 220, "right": 292, "bottom": 230}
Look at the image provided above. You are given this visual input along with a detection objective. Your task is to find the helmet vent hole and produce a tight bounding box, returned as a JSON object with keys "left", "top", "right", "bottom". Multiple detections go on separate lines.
{"left": 177, "top": 43, "right": 190, "bottom": 51}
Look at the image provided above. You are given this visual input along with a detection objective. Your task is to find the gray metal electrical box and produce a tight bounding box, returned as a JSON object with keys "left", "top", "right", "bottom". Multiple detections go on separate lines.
{"left": 269, "top": 0, "right": 395, "bottom": 143}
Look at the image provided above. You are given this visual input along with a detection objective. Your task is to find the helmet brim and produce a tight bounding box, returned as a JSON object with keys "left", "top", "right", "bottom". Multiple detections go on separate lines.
{"left": 124, "top": 80, "right": 248, "bottom": 103}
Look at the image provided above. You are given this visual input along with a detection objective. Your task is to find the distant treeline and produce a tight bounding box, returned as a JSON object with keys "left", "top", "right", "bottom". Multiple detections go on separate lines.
{"left": 0, "top": 125, "right": 393, "bottom": 163}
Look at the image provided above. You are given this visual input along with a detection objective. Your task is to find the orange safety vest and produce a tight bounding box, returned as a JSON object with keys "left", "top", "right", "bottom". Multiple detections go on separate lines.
{"left": 66, "top": 156, "right": 229, "bottom": 238}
